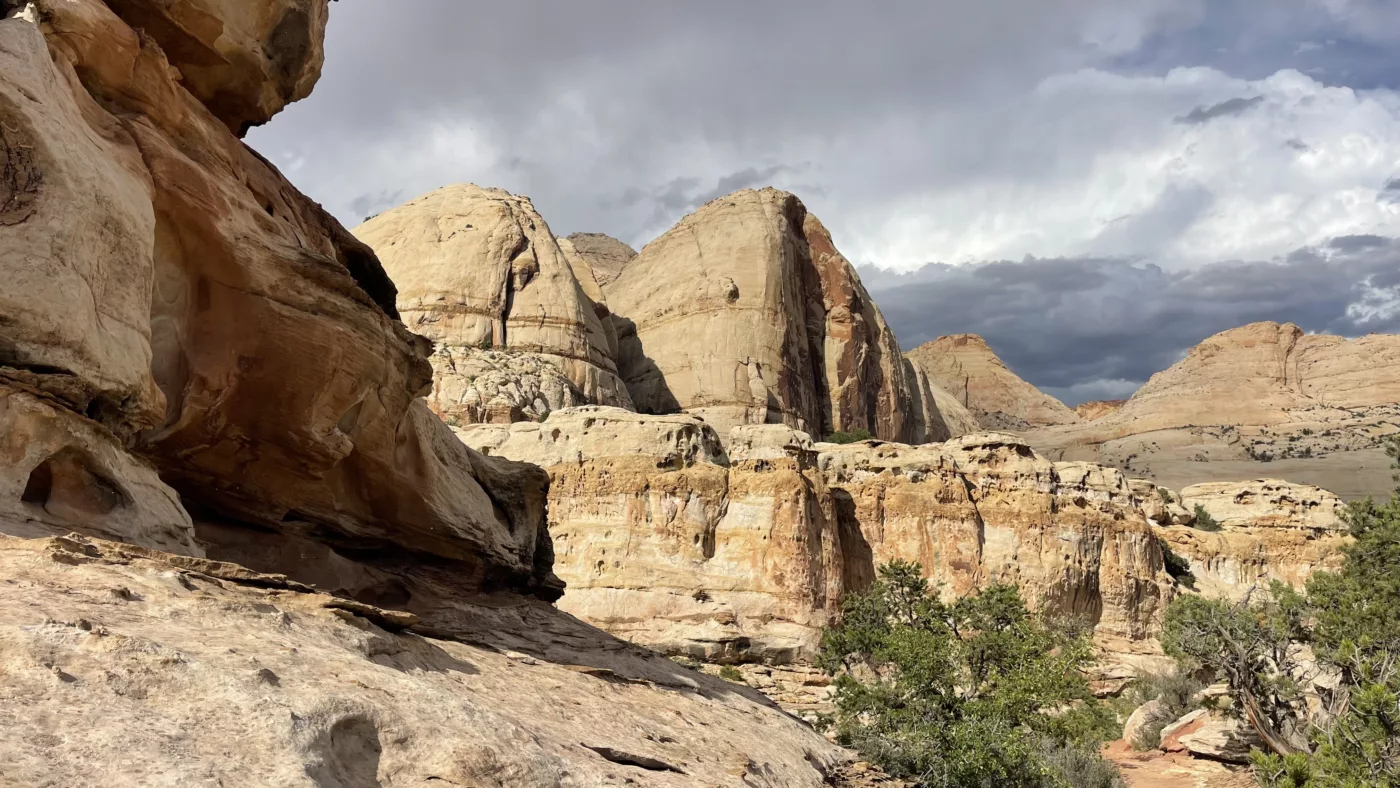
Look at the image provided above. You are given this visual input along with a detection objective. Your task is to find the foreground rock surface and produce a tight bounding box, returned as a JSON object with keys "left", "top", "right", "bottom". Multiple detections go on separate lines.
{"left": 0, "top": 534, "right": 860, "bottom": 787}
{"left": 605, "top": 188, "right": 946, "bottom": 443}
{"left": 906, "top": 335, "right": 1082, "bottom": 430}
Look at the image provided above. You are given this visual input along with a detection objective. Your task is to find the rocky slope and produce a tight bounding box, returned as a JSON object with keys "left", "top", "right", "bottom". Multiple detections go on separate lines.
{"left": 906, "top": 335, "right": 1082, "bottom": 430}
{"left": 0, "top": 3, "right": 860, "bottom": 784}
{"left": 355, "top": 185, "right": 633, "bottom": 424}
{"left": 604, "top": 188, "right": 954, "bottom": 443}
{"left": 1027, "top": 322, "right": 1400, "bottom": 499}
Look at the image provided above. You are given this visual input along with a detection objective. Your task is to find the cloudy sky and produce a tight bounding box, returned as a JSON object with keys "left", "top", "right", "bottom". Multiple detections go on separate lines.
{"left": 249, "top": 0, "right": 1400, "bottom": 405}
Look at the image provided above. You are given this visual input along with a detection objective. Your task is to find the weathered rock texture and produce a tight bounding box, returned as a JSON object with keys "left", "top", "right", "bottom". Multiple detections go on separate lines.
{"left": 1027, "top": 322, "right": 1400, "bottom": 499}
{"left": 2, "top": 0, "right": 563, "bottom": 594}
{"left": 0, "top": 534, "right": 859, "bottom": 788}
{"left": 1077, "top": 400, "right": 1127, "bottom": 421}
{"left": 906, "top": 335, "right": 1082, "bottom": 431}
{"left": 904, "top": 359, "right": 981, "bottom": 440}
{"left": 462, "top": 408, "right": 843, "bottom": 662}
{"left": 462, "top": 411, "right": 1178, "bottom": 662}
{"left": 356, "top": 185, "right": 632, "bottom": 425}
{"left": 564, "top": 232, "right": 637, "bottom": 287}
{"left": 0, "top": 4, "right": 876, "bottom": 784}
{"left": 605, "top": 188, "right": 947, "bottom": 443}
{"left": 1159, "top": 480, "right": 1350, "bottom": 599}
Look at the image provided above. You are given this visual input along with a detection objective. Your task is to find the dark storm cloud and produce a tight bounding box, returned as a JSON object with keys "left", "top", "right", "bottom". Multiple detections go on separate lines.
{"left": 1175, "top": 95, "right": 1264, "bottom": 124}
{"left": 864, "top": 237, "right": 1400, "bottom": 404}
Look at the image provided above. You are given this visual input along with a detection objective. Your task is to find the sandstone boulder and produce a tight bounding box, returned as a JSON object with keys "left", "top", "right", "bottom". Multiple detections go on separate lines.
{"left": 1162, "top": 711, "right": 1264, "bottom": 764}
{"left": 1122, "top": 699, "right": 1165, "bottom": 748}
{"left": 1, "top": 3, "right": 559, "bottom": 594}
{"left": 356, "top": 185, "right": 633, "bottom": 421}
{"left": 605, "top": 188, "right": 934, "bottom": 443}
{"left": 565, "top": 232, "right": 637, "bottom": 287}
{"left": 906, "top": 335, "right": 1081, "bottom": 430}
{"left": 102, "top": 0, "right": 330, "bottom": 134}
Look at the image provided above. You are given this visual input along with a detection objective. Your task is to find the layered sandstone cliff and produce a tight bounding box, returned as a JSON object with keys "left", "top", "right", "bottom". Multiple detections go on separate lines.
{"left": 604, "top": 188, "right": 950, "bottom": 443}
{"left": 355, "top": 185, "right": 633, "bottom": 424}
{"left": 462, "top": 410, "right": 1179, "bottom": 661}
{"left": 1160, "top": 479, "right": 1350, "bottom": 599}
{"left": 0, "top": 4, "right": 859, "bottom": 783}
{"left": 906, "top": 335, "right": 1082, "bottom": 430}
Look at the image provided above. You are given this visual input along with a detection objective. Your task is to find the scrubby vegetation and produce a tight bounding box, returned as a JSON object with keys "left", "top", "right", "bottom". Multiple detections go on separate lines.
{"left": 1158, "top": 487, "right": 1175, "bottom": 504}
{"left": 826, "top": 428, "right": 874, "bottom": 444}
{"left": 1125, "top": 671, "right": 1206, "bottom": 751}
{"left": 819, "top": 561, "right": 1123, "bottom": 787}
{"left": 1161, "top": 435, "right": 1400, "bottom": 787}
{"left": 1192, "top": 504, "right": 1223, "bottom": 532}
{"left": 718, "top": 665, "right": 745, "bottom": 683}
{"left": 1158, "top": 539, "right": 1197, "bottom": 590}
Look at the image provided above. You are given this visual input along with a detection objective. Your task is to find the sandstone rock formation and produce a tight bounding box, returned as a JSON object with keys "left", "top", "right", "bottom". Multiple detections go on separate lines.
{"left": 565, "top": 232, "right": 637, "bottom": 287}
{"left": 1026, "top": 322, "right": 1400, "bottom": 499}
{"left": 906, "top": 335, "right": 1082, "bottom": 430}
{"left": 462, "top": 411, "right": 1179, "bottom": 662}
{"left": 1158, "top": 480, "right": 1349, "bottom": 599}
{"left": 0, "top": 3, "right": 874, "bottom": 783}
{"left": 1077, "top": 400, "right": 1127, "bottom": 421}
{"left": 904, "top": 359, "right": 981, "bottom": 440}
{"left": 355, "top": 185, "right": 633, "bottom": 422}
{"left": 461, "top": 407, "right": 842, "bottom": 662}
{"left": 0, "top": 534, "right": 858, "bottom": 788}
{"left": 605, "top": 188, "right": 945, "bottom": 442}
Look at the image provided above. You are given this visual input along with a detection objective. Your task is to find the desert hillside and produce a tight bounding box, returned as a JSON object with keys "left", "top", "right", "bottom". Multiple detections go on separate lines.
{"left": 1026, "top": 322, "right": 1400, "bottom": 499}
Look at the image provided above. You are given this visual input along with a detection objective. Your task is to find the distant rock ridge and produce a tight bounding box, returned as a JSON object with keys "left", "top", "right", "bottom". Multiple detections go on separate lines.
{"left": 1076, "top": 400, "right": 1128, "bottom": 421}
{"left": 906, "top": 334, "right": 1082, "bottom": 430}
{"left": 1025, "top": 321, "right": 1400, "bottom": 499}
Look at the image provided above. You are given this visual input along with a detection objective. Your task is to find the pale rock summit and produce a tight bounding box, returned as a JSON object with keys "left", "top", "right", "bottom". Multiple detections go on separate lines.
{"left": 355, "top": 185, "right": 633, "bottom": 420}
{"left": 1076, "top": 400, "right": 1128, "bottom": 421}
{"left": 565, "top": 232, "right": 637, "bottom": 287}
{"left": 906, "top": 334, "right": 1082, "bottom": 430}
{"left": 605, "top": 188, "right": 950, "bottom": 442}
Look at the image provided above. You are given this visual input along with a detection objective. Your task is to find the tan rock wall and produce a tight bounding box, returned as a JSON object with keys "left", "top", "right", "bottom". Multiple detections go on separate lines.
{"left": 906, "top": 335, "right": 1082, "bottom": 430}
{"left": 605, "top": 188, "right": 936, "bottom": 443}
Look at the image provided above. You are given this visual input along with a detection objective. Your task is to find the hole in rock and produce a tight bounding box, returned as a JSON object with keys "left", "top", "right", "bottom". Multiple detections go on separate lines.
{"left": 21, "top": 448, "right": 130, "bottom": 521}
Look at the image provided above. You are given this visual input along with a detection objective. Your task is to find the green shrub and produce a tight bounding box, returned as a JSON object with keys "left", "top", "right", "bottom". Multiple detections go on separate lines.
{"left": 1159, "top": 539, "right": 1196, "bottom": 590}
{"left": 820, "top": 560, "right": 1122, "bottom": 787}
{"left": 718, "top": 665, "right": 745, "bottom": 683}
{"left": 826, "top": 428, "right": 874, "bottom": 444}
{"left": 1192, "top": 504, "right": 1223, "bottom": 532}
{"left": 1157, "top": 488, "right": 1175, "bottom": 504}
{"left": 1125, "top": 671, "right": 1203, "bottom": 751}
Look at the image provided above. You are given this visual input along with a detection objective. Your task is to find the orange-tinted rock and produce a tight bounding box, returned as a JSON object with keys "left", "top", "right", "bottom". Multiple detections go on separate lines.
{"left": 906, "top": 335, "right": 1081, "bottom": 430}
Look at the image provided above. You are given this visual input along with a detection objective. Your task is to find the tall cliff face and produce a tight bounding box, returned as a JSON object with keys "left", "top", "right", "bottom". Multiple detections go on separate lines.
{"left": 604, "top": 188, "right": 946, "bottom": 443}
{"left": 355, "top": 185, "right": 633, "bottom": 424}
{"left": 906, "top": 334, "right": 1082, "bottom": 430}
{"left": 463, "top": 411, "right": 1180, "bottom": 662}
{"left": 0, "top": 4, "right": 860, "bottom": 782}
